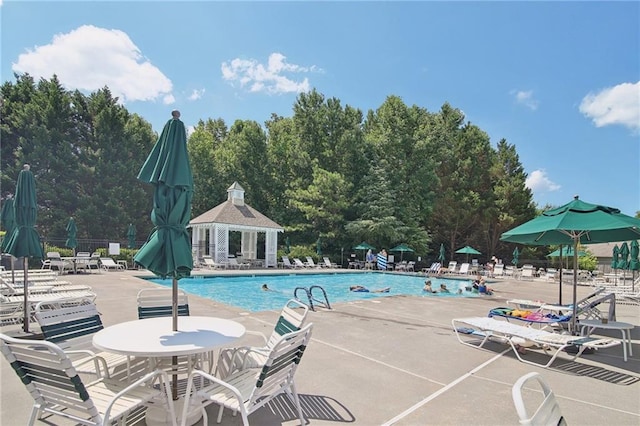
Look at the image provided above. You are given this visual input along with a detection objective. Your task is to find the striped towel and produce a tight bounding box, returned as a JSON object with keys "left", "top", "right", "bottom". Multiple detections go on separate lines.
{"left": 377, "top": 253, "right": 387, "bottom": 270}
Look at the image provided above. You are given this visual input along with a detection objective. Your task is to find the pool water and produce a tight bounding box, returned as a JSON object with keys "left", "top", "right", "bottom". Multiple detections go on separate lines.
{"left": 147, "top": 273, "right": 478, "bottom": 312}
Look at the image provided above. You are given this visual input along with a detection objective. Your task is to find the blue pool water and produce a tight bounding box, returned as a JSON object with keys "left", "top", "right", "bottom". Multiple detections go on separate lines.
{"left": 147, "top": 273, "right": 478, "bottom": 312}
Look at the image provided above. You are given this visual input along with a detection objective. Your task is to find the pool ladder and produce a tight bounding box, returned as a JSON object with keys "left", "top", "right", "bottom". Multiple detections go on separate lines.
{"left": 294, "top": 285, "right": 331, "bottom": 312}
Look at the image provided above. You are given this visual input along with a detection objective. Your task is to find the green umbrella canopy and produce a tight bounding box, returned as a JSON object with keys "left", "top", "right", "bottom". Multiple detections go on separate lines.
{"left": 353, "top": 242, "right": 376, "bottom": 251}
{"left": 5, "top": 164, "right": 44, "bottom": 333}
{"left": 127, "top": 223, "right": 136, "bottom": 249}
{"left": 618, "top": 242, "right": 630, "bottom": 270}
{"left": 390, "top": 243, "right": 414, "bottom": 262}
{"left": 630, "top": 240, "right": 639, "bottom": 271}
{"left": 134, "top": 111, "right": 194, "bottom": 281}
{"left": 611, "top": 245, "right": 620, "bottom": 270}
{"left": 65, "top": 217, "right": 77, "bottom": 250}
{"left": 500, "top": 195, "right": 640, "bottom": 333}
{"left": 1, "top": 198, "right": 16, "bottom": 252}
{"left": 501, "top": 196, "right": 640, "bottom": 246}
{"left": 512, "top": 247, "right": 520, "bottom": 266}
{"left": 438, "top": 243, "right": 446, "bottom": 263}
{"left": 5, "top": 165, "right": 44, "bottom": 260}
{"left": 455, "top": 246, "right": 482, "bottom": 255}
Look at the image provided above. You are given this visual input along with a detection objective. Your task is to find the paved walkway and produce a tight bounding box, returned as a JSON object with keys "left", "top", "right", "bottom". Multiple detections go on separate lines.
{"left": 1, "top": 268, "right": 638, "bottom": 425}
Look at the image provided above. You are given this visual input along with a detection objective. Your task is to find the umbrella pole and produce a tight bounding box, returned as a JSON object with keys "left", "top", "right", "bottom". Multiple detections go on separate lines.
{"left": 558, "top": 245, "right": 563, "bottom": 305}
{"left": 22, "top": 257, "right": 29, "bottom": 333}
{"left": 571, "top": 241, "right": 578, "bottom": 335}
{"left": 172, "top": 277, "right": 178, "bottom": 399}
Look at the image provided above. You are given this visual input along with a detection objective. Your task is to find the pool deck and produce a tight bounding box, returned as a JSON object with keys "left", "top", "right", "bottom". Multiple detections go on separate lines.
{"left": 1, "top": 267, "right": 638, "bottom": 425}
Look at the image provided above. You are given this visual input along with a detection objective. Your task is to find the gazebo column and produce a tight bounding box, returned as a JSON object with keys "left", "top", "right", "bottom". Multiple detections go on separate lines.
{"left": 214, "top": 224, "right": 229, "bottom": 264}
{"left": 265, "top": 230, "right": 278, "bottom": 268}
{"left": 241, "top": 231, "right": 257, "bottom": 260}
{"left": 208, "top": 227, "right": 215, "bottom": 258}
{"left": 191, "top": 226, "right": 200, "bottom": 263}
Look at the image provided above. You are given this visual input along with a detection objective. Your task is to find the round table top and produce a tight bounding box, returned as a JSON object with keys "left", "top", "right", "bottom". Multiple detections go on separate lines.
{"left": 93, "top": 316, "right": 246, "bottom": 357}
{"left": 579, "top": 319, "right": 634, "bottom": 330}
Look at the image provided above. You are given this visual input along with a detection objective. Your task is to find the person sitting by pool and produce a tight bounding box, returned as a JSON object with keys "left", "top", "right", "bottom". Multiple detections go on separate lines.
{"left": 439, "top": 283, "right": 450, "bottom": 293}
{"left": 350, "top": 285, "right": 390, "bottom": 293}
{"left": 423, "top": 280, "right": 436, "bottom": 293}
{"left": 477, "top": 278, "right": 494, "bottom": 295}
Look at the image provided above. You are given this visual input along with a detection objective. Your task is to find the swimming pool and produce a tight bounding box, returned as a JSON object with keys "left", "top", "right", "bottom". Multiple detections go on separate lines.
{"left": 146, "top": 273, "right": 477, "bottom": 312}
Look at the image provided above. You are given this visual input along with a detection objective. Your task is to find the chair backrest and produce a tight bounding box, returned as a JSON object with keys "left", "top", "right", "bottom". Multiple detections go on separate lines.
{"left": 293, "top": 258, "right": 305, "bottom": 267}
{"left": 306, "top": 257, "right": 316, "bottom": 266}
{"left": 323, "top": 257, "right": 332, "bottom": 267}
{"left": 35, "top": 302, "right": 103, "bottom": 344}
{"left": 265, "top": 299, "right": 310, "bottom": 349}
{"left": 512, "top": 372, "right": 565, "bottom": 426}
{"left": 459, "top": 263, "right": 470, "bottom": 274}
{"left": 282, "top": 256, "right": 292, "bottom": 266}
{"left": 494, "top": 264, "right": 504, "bottom": 275}
{"left": 47, "top": 251, "right": 62, "bottom": 260}
{"left": 248, "top": 323, "right": 314, "bottom": 406}
{"left": 0, "top": 333, "right": 102, "bottom": 423}
{"left": 137, "top": 288, "right": 190, "bottom": 319}
{"left": 101, "top": 257, "right": 117, "bottom": 266}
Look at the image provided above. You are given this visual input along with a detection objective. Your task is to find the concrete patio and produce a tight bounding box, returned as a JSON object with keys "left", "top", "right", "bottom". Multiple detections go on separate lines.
{"left": 1, "top": 268, "right": 638, "bottom": 425}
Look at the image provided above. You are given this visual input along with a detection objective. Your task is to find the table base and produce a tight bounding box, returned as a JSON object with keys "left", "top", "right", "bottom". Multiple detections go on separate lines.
{"left": 146, "top": 396, "right": 202, "bottom": 426}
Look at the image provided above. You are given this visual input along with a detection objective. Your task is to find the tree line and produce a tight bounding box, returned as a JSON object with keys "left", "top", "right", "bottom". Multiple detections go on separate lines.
{"left": 1, "top": 73, "right": 538, "bottom": 264}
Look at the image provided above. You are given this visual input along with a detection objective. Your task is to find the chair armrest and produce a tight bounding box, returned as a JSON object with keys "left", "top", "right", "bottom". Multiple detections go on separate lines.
{"left": 64, "top": 349, "right": 109, "bottom": 378}
{"left": 244, "top": 330, "right": 269, "bottom": 346}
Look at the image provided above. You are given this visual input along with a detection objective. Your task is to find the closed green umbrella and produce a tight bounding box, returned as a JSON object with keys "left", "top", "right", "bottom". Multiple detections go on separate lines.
{"left": 134, "top": 111, "right": 193, "bottom": 333}
{"left": 127, "top": 223, "right": 136, "bottom": 249}
{"left": 512, "top": 247, "right": 520, "bottom": 267}
{"left": 501, "top": 195, "right": 640, "bottom": 333}
{"left": 1, "top": 198, "right": 16, "bottom": 252}
{"left": 617, "top": 242, "right": 629, "bottom": 270}
{"left": 65, "top": 217, "right": 77, "bottom": 254}
{"left": 630, "top": 240, "right": 639, "bottom": 291}
{"left": 5, "top": 165, "right": 45, "bottom": 332}
{"left": 438, "top": 243, "right": 446, "bottom": 264}
{"left": 611, "top": 244, "right": 620, "bottom": 270}
{"left": 284, "top": 237, "right": 291, "bottom": 255}
{"left": 390, "top": 243, "right": 414, "bottom": 262}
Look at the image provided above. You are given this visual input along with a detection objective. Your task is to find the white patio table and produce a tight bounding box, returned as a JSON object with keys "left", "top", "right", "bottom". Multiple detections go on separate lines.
{"left": 579, "top": 319, "right": 634, "bottom": 362}
{"left": 93, "top": 316, "right": 246, "bottom": 425}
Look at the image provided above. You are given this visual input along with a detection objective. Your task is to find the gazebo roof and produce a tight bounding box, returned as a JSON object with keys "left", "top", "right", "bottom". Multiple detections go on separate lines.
{"left": 188, "top": 182, "right": 283, "bottom": 232}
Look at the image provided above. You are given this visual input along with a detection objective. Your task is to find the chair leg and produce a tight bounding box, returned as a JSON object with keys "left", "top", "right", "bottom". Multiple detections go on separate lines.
{"left": 289, "top": 383, "right": 306, "bottom": 425}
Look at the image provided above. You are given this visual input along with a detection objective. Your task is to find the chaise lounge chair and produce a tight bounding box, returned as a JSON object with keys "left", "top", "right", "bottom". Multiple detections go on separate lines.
{"left": 452, "top": 316, "right": 620, "bottom": 368}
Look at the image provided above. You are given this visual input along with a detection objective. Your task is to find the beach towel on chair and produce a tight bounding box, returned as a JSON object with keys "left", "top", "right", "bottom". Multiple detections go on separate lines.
{"left": 377, "top": 253, "right": 387, "bottom": 270}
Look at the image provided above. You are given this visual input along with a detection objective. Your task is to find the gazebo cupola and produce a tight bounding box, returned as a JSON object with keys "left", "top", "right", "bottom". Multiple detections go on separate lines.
{"left": 227, "top": 182, "right": 245, "bottom": 206}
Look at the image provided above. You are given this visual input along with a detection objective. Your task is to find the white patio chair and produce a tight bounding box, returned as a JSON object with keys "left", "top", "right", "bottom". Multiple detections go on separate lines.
{"left": 512, "top": 372, "right": 566, "bottom": 425}
{"left": 181, "top": 323, "right": 314, "bottom": 426}
{"left": 0, "top": 332, "right": 177, "bottom": 426}
{"left": 100, "top": 257, "right": 124, "bottom": 271}
{"left": 216, "top": 299, "right": 309, "bottom": 379}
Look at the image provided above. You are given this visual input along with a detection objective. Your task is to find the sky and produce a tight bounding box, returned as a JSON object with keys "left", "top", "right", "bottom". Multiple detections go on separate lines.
{"left": 1, "top": 1, "right": 639, "bottom": 216}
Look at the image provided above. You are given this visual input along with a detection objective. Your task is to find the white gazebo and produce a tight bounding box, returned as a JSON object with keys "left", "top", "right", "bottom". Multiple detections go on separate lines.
{"left": 188, "top": 182, "right": 283, "bottom": 267}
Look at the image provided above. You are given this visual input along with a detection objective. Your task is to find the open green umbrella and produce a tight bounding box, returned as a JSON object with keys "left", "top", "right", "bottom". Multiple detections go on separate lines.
{"left": 455, "top": 245, "right": 481, "bottom": 263}
{"left": 501, "top": 195, "right": 640, "bottom": 333}
{"left": 390, "top": 243, "right": 414, "bottom": 262}
{"left": 134, "top": 111, "right": 193, "bottom": 332}
{"left": 354, "top": 241, "right": 376, "bottom": 261}
{"left": 65, "top": 217, "right": 77, "bottom": 255}
{"left": 127, "top": 223, "right": 136, "bottom": 249}
{"left": 438, "top": 243, "right": 446, "bottom": 264}
{"left": 5, "top": 165, "right": 45, "bottom": 332}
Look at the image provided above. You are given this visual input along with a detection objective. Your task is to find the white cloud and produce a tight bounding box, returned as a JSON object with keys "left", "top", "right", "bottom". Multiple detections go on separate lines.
{"left": 579, "top": 81, "right": 640, "bottom": 132}
{"left": 221, "top": 52, "right": 318, "bottom": 94}
{"left": 511, "top": 89, "right": 539, "bottom": 110}
{"left": 188, "top": 89, "right": 205, "bottom": 101}
{"left": 526, "top": 169, "right": 561, "bottom": 193}
{"left": 12, "top": 25, "right": 173, "bottom": 104}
